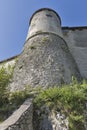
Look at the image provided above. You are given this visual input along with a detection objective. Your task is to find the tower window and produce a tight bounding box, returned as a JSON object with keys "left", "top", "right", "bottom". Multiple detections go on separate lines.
{"left": 46, "top": 14, "right": 53, "bottom": 17}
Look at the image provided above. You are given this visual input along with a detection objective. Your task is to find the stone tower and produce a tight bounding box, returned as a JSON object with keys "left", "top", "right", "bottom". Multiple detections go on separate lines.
{"left": 10, "top": 8, "right": 81, "bottom": 91}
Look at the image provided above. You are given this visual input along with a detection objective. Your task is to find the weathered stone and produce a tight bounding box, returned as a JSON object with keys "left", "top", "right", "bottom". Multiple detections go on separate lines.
{"left": 10, "top": 34, "right": 81, "bottom": 91}
{"left": 1, "top": 8, "right": 87, "bottom": 130}
{"left": 33, "top": 105, "right": 69, "bottom": 130}
{"left": 0, "top": 99, "right": 33, "bottom": 130}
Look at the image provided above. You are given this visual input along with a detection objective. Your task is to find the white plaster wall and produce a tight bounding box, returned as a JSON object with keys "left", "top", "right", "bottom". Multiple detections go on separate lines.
{"left": 63, "top": 29, "right": 87, "bottom": 79}
{"left": 26, "top": 9, "right": 63, "bottom": 40}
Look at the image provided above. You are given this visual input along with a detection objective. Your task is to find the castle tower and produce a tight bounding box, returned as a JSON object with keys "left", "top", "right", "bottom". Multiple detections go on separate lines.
{"left": 10, "top": 8, "right": 81, "bottom": 91}
{"left": 26, "top": 8, "right": 62, "bottom": 40}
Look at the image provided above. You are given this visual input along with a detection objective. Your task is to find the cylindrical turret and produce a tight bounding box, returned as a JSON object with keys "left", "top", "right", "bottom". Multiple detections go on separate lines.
{"left": 26, "top": 8, "right": 63, "bottom": 40}
{"left": 10, "top": 8, "right": 81, "bottom": 91}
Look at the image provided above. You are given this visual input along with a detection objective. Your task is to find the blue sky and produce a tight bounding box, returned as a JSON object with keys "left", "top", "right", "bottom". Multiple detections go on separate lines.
{"left": 0, "top": 0, "right": 87, "bottom": 61}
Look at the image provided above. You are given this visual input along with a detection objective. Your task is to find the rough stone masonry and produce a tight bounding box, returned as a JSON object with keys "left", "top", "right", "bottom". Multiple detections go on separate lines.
{"left": 10, "top": 8, "right": 81, "bottom": 91}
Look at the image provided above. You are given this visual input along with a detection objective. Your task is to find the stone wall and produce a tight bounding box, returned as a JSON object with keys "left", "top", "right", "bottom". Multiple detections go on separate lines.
{"left": 0, "top": 27, "right": 87, "bottom": 80}
{"left": 10, "top": 33, "right": 81, "bottom": 91}
{"left": 63, "top": 27, "right": 87, "bottom": 79}
{"left": 0, "top": 99, "right": 33, "bottom": 130}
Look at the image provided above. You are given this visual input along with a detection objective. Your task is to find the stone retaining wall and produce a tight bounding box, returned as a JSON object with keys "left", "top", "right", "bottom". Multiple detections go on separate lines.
{"left": 0, "top": 99, "right": 33, "bottom": 130}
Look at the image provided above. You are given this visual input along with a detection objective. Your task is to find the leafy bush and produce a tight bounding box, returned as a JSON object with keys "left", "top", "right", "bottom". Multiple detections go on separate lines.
{"left": 34, "top": 80, "right": 87, "bottom": 130}
{"left": 0, "top": 65, "right": 14, "bottom": 106}
{"left": 8, "top": 89, "right": 30, "bottom": 106}
{"left": 0, "top": 65, "right": 15, "bottom": 122}
{"left": 0, "top": 64, "right": 31, "bottom": 122}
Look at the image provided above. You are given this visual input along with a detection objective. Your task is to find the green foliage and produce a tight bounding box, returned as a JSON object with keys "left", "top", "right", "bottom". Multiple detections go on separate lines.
{"left": 0, "top": 65, "right": 87, "bottom": 130}
{"left": 34, "top": 80, "right": 87, "bottom": 130}
{"left": 0, "top": 66, "right": 32, "bottom": 122}
{"left": 0, "top": 65, "right": 14, "bottom": 106}
{"left": 8, "top": 89, "right": 30, "bottom": 106}
{"left": 0, "top": 65, "right": 15, "bottom": 122}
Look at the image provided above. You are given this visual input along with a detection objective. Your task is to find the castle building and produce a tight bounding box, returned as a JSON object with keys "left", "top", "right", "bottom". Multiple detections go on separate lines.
{"left": 0, "top": 8, "right": 87, "bottom": 130}
{"left": 0, "top": 8, "right": 87, "bottom": 91}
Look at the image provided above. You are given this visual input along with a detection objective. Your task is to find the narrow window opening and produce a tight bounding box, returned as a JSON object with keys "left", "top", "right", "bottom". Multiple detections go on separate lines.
{"left": 46, "top": 14, "right": 53, "bottom": 17}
